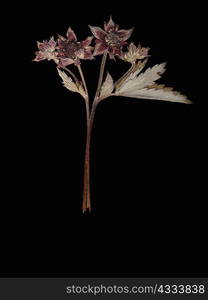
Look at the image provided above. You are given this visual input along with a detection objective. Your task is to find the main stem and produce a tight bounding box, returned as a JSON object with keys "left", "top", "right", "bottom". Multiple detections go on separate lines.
{"left": 82, "top": 53, "right": 107, "bottom": 212}
{"left": 77, "top": 65, "right": 90, "bottom": 212}
{"left": 82, "top": 112, "right": 92, "bottom": 212}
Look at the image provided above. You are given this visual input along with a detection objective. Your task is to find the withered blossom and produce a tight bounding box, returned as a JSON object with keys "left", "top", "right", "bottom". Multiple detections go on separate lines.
{"left": 57, "top": 27, "right": 94, "bottom": 66}
{"left": 121, "top": 42, "right": 150, "bottom": 63}
{"left": 34, "top": 37, "right": 58, "bottom": 63}
{"left": 89, "top": 17, "right": 134, "bottom": 58}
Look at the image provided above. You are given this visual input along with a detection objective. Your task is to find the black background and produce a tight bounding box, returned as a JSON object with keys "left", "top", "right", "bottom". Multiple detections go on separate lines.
{"left": 1, "top": 1, "right": 207, "bottom": 277}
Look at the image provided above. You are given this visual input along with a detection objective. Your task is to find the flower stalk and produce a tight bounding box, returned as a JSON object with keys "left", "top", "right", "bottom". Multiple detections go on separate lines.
{"left": 77, "top": 64, "right": 91, "bottom": 212}
{"left": 82, "top": 124, "right": 91, "bottom": 212}
{"left": 82, "top": 52, "right": 108, "bottom": 212}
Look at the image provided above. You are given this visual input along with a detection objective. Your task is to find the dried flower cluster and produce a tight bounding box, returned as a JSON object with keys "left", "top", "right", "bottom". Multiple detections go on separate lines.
{"left": 34, "top": 17, "right": 191, "bottom": 212}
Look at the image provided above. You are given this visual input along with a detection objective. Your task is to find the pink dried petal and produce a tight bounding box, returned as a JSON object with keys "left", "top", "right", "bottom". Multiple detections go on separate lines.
{"left": 104, "top": 16, "right": 119, "bottom": 32}
{"left": 114, "top": 48, "right": 122, "bottom": 57}
{"left": 83, "top": 49, "right": 94, "bottom": 59}
{"left": 59, "top": 57, "right": 75, "bottom": 67}
{"left": 66, "top": 27, "right": 77, "bottom": 41}
{"left": 57, "top": 38, "right": 66, "bottom": 50}
{"left": 37, "top": 37, "right": 56, "bottom": 51}
{"left": 78, "top": 47, "right": 94, "bottom": 59}
{"left": 57, "top": 34, "right": 66, "bottom": 41}
{"left": 89, "top": 26, "right": 106, "bottom": 40}
{"left": 48, "top": 36, "right": 56, "bottom": 48}
{"left": 33, "top": 51, "right": 46, "bottom": 61}
{"left": 118, "top": 28, "right": 134, "bottom": 41}
{"left": 37, "top": 41, "right": 49, "bottom": 51}
{"left": 120, "top": 41, "right": 128, "bottom": 46}
{"left": 37, "top": 41, "right": 44, "bottom": 50}
{"left": 93, "top": 40, "right": 108, "bottom": 56}
{"left": 81, "top": 36, "right": 93, "bottom": 47}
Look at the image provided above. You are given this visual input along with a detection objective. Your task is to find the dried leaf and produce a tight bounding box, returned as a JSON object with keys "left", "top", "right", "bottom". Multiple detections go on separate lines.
{"left": 99, "top": 72, "right": 114, "bottom": 100}
{"left": 77, "top": 83, "right": 86, "bottom": 99}
{"left": 57, "top": 68, "right": 86, "bottom": 98}
{"left": 116, "top": 85, "right": 190, "bottom": 104}
{"left": 114, "top": 63, "right": 191, "bottom": 104}
{"left": 116, "top": 63, "right": 166, "bottom": 94}
{"left": 57, "top": 68, "right": 78, "bottom": 92}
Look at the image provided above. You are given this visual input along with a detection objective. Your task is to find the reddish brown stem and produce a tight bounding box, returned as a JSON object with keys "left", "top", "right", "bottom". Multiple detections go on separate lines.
{"left": 82, "top": 100, "right": 98, "bottom": 212}
{"left": 82, "top": 122, "right": 91, "bottom": 212}
{"left": 82, "top": 53, "right": 107, "bottom": 212}
{"left": 76, "top": 64, "right": 91, "bottom": 212}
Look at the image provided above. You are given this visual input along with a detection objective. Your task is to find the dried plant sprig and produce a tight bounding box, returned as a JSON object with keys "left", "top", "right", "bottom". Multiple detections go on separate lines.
{"left": 34, "top": 17, "right": 191, "bottom": 212}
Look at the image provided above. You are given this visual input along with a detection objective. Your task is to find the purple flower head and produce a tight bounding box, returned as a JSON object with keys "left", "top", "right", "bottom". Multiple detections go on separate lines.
{"left": 89, "top": 16, "right": 134, "bottom": 59}
{"left": 34, "top": 37, "right": 58, "bottom": 63}
{"left": 57, "top": 27, "right": 94, "bottom": 67}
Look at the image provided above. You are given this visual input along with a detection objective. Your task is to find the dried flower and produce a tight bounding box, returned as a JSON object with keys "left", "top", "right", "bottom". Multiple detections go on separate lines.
{"left": 33, "top": 37, "right": 58, "bottom": 63}
{"left": 89, "top": 16, "right": 134, "bottom": 58}
{"left": 121, "top": 42, "right": 150, "bottom": 63}
{"left": 34, "top": 18, "right": 191, "bottom": 213}
{"left": 57, "top": 27, "right": 94, "bottom": 66}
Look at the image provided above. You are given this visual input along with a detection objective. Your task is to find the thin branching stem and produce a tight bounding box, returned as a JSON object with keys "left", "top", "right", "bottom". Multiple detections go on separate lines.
{"left": 61, "top": 66, "right": 79, "bottom": 85}
{"left": 114, "top": 62, "right": 135, "bottom": 90}
{"left": 94, "top": 52, "right": 108, "bottom": 102}
{"left": 90, "top": 52, "right": 108, "bottom": 125}
{"left": 77, "top": 64, "right": 90, "bottom": 125}
{"left": 77, "top": 64, "right": 89, "bottom": 100}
